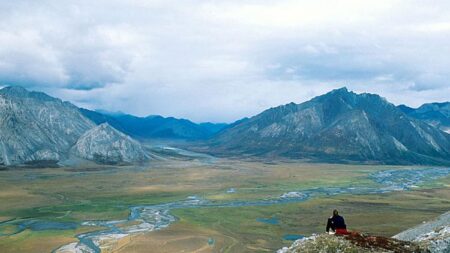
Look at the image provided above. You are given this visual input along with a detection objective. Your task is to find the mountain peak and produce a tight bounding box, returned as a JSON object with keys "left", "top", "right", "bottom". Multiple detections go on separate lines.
{"left": 332, "top": 86, "right": 349, "bottom": 92}
{"left": 320, "top": 87, "right": 355, "bottom": 99}
{"left": 0, "top": 86, "right": 29, "bottom": 95}
{"left": 71, "top": 122, "right": 149, "bottom": 164}
{"left": 310, "top": 86, "right": 359, "bottom": 108}
{"left": 0, "top": 86, "right": 57, "bottom": 102}
{"left": 210, "top": 87, "right": 450, "bottom": 165}
{"left": 325, "top": 86, "right": 352, "bottom": 96}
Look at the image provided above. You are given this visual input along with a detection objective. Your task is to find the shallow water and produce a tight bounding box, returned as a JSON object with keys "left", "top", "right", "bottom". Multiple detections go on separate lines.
{"left": 0, "top": 219, "right": 78, "bottom": 236}
{"left": 283, "top": 234, "right": 305, "bottom": 241}
{"left": 22, "top": 220, "right": 78, "bottom": 231}
{"left": 256, "top": 217, "right": 279, "bottom": 225}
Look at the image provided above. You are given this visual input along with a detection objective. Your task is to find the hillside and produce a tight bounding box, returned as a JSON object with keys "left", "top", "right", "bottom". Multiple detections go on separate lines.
{"left": 0, "top": 86, "right": 95, "bottom": 166}
{"left": 398, "top": 102, "right": 450, "bottom": 134}
{"left": 0, "top": 86, "right": 150, "bottom": 166}
{"left": 207, "top": 88, "right": 450, "bottom": 165}
{"left": 71, "top": 123, "right": 149, "bottom": 164}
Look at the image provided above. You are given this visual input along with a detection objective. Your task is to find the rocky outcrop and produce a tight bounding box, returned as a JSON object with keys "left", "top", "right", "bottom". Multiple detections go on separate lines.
{"left": 394, "top": 212, "right": 450, "bottom": 253}
{"left": 277, "top": 233, "right": 424, "bottom": 253}
{"left": 208, "top": 88, "right": 450, "bottom": 165}
{"left": 279, "top": 212, "right": 450, "bottom": 253}
{"left": 71, "top": 123, "right": 149, "bottom": 164}
{"left": 0, "top": 86, "right": 95, "bottom": 166}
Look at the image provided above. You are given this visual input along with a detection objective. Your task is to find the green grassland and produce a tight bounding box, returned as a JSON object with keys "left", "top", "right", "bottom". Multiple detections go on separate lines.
{"left": 0, "top": 159, "right": 449, "bottom": 252}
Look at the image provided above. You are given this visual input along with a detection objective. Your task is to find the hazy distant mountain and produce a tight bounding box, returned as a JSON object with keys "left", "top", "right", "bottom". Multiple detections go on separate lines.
{"left": 80, "top": 109, "right": 227, "bottom": 140}
{"left": 79, "top": 108, "right": 127, "bottom": 133}
{"left": 0, "top": 86, "right": 150, "bottom": 166}
{"left": 208, "top": 88, "right": 450, "bottom": 165}
{"left": 198, "top": 122, "right": 228, "bottom": 135}
{"left": 398, "top": 102, "right": 450, "bottom": 134}
{"left": 71, "top": 123, "right": 149, "bottom": 164}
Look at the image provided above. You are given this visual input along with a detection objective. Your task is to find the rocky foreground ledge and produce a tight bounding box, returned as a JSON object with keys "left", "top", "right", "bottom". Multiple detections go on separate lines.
{"left": 278, "top": 212, "right": 449, "bottom": 253}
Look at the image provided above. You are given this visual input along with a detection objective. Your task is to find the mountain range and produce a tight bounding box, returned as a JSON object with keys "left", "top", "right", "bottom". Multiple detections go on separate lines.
{"left": 79, "top": 108, "right": 227, "bottom": 140}
{"left": 206, "top": 88, "right": 450, "bottom": 165}
{"left": 0, "top": 86, "right": 449, "bottom": 166}
{"left": 398, "top": 102, "right": 450, "bottom": 134}
{"left": 0, "top": 86, "right": 148, "bottom": 166}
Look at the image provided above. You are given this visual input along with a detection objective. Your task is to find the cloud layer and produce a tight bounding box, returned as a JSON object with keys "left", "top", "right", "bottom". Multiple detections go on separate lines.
{"left": 1, "top": 0, "right": 449, "bottom": 122}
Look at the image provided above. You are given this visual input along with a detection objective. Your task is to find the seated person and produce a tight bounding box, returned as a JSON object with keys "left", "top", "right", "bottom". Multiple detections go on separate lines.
{"left": 326, "top": 209, "right": 349, "bottom": 235}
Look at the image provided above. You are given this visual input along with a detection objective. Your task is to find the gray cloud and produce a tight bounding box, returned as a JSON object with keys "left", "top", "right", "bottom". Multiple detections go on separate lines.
{"left": 0, "top": 0, "right": 449, "bottom": 122}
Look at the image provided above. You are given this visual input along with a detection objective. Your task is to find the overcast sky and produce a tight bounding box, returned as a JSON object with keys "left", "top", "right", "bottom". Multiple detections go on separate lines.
{"left": 0, "top": 0, "right": 449, "bottom": 122}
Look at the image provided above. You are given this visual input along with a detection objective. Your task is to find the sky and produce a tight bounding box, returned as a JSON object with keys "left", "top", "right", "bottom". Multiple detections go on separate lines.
{"left": 0, "top": 0, "right": 449, "bottom": 123}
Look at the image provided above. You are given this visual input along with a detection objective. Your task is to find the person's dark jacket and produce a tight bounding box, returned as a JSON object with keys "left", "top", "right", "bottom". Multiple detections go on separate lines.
{"left": 326, "top": 214, "right": 346, "bottom": 232}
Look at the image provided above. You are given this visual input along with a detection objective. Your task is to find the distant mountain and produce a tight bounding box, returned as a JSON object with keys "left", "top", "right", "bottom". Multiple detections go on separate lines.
{"left": 78, "top": 108, "right": 127, "bottom": 133}
{"left": 80, "top": 109, "right": 227, "bottom": 140}
{"left": 397, "top": 104, "right": 415, "bottom": 114}
{"left": 398, "top": 102, "right": 450, "bottom": 134}
{"left": 71, "top": 123, "right": 149, "bottom": 164}
{"left": 199, "top": 122, "right": 228, "bottom": 135}
{"left": 0, "top": 86, "right": 150, "bottom": 166}
{"left": 207, "top": 88, "right": 450, "bottom": 165}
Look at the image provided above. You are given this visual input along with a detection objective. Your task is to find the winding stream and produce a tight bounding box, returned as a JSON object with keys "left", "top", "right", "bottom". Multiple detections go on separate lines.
{"left": 1, "top": 167, "right": 449, "bottom": 253}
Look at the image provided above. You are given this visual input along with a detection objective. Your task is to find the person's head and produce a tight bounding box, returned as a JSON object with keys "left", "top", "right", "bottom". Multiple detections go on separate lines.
{"left": 333, "top": 209, "right": 339, "bottom": 216}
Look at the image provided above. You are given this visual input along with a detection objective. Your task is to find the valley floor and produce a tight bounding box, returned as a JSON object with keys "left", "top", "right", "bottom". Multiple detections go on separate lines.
{"left": 0, "top": 156, "right": 449, "bottom": 253}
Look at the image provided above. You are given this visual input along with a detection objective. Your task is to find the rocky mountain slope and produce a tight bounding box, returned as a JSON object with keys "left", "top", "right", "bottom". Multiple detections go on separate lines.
{"left": 71, "top": 123, "right": 149, "bottom": 164}
{"left": 80, "top": 108, "right": 227, "bottom": 140}
{"left": 394, "top": 211, "right": 450, "bottom": 253}
{"left": 207, "top": 88, "right": 450, "bottom": 165}
{"left": 398, "top": 102, "right": 450, "bottom": 134}
{"left": 0, "top": 86, "right": 150, "bottom": 166}
{"left": 0, "top": 86, "right": 95, "bottom": 166}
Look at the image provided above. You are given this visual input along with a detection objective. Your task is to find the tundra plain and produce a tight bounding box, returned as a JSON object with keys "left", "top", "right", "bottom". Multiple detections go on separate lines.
{"left": 0, "top": 156, "right": 449, "bottom": 253}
